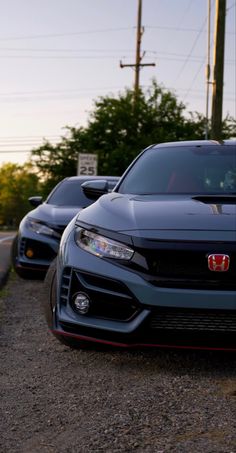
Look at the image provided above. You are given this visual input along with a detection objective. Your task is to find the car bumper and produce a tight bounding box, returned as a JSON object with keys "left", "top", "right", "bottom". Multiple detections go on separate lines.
{"left": 53, "top": 231, "right": 236, "bottom": 351}
{"left": 16, "top": 232, "right": 59, "bottom": 272}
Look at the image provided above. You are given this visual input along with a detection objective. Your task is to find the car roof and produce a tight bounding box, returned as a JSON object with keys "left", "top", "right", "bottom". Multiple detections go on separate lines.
{"left": 62, "top": 175, "right": 119, "bottom": 182}
{"left": 152, "top": 140, "right": 236, "bottom": 149}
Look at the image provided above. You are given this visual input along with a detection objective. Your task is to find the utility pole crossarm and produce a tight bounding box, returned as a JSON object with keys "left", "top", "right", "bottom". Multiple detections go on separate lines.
{"left": 120, "top": 61, "right": 156, "bottom": 68}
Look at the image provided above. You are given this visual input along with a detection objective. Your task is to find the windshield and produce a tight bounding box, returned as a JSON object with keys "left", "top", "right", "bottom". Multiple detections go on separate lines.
{"left": 46, "top": 180, "right": 94, "bottom": 207}
{"left": 118, "top": 145, "right": 236, "bottom": 195}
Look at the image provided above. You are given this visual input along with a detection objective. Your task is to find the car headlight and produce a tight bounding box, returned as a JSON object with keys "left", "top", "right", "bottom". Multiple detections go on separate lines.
{"left": 26, "top": 218, "right": 61, "bottom": 239}
{"left": 75, "top": 228, "right": 134, "bottom": 260}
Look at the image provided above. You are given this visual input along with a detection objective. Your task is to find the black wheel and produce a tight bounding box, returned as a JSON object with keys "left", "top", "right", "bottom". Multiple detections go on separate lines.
{"left": 11, "top": 234, "right": 28, "bottom": 278}
{"left": 42, "top": 258, "right": 57, "bottom": 329}
{"left": 42, "top": 259, "right": 89, "bottom": 349}
{"left": 11, "top": 234, "right": 45, "bottom": 280}
{"left": 11, "top": 234, "right": 19, "bottom": 271}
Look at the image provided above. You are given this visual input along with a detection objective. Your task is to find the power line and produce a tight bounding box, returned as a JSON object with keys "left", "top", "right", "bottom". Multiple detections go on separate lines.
{"left": 0, "top": 27, "right": 135, "bottom": 42}
{"left": 0, "top": 47, "right": 174, "bottom": 53}
{"left": 0, "top": 46, "right": 234, "bottom": 61}
{"left": 182, "top": 61, "right": 205, "bottom": 102}
{"left": 0, "top": 47, "right": 136, "bottom": 53}
{"left": 0, "top": 50, "right": 234, "bottom": 62}
{"left": 0, "top": 135, "right": 61, "bottom": 139}
{"left": 173, "top": 17, "right": 208, "bottom": 83}
{"left": 175, "top": 0, "right": 196, "bottom": 26}
{"left": 0, "top": 142, "right": 58, "bottom": 147}
{"left": 145, "top": 25, "right": 235, "bottom": 34}
{"left": 0, "top": 54, "right": 234, "bottom": 65}
{"left": 163, "top": 0, "right": 195, "bottom": 50}
{"left": 1, "top": 23, "right": 233, "bottom": 43}
{"left": 182, "top": 3, "right": 214, "bottom": 106}
{"left": 227, "top": 2, "right": 236, "bottom": 11}
{"left": 0, "top": 55, "right": 123, "bottom": 60}
{"left": 0, "top": 87, "right": 123, "bottom": 96}
{"left": 0, "top": 134, "right": 60, "bottom": 139}
{"left": 0, "top": 85, "right": 234, "bottom": 105}
{"left": 0, "top": 150, "right": 33, "bottom": 154}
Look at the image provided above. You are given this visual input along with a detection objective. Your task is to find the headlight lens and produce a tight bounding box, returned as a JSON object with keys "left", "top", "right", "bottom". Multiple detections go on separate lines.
{"left": 26, "top": 218, "right": 61, "bottom": 239}
{"left": 75, "top": 228, "right": 134, "bottom": 260}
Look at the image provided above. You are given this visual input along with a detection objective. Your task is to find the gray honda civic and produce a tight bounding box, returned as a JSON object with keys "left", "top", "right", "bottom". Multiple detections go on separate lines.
{"left": 12, "top": 176, "right": 119, "bottom": 279}
{"left": 43, "top": 140, "right": 236, "bottom": 351}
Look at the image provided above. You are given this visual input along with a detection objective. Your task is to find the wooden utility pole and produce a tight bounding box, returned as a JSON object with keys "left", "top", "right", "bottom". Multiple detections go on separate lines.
{"left": 211, "top": 0, "right": 227, "bottom": 139}
{"left": 120, "top": 0, "right": 155, "bottom": 99}
{"left": 134, "top": 0, "right": 143, "bottom": 94}
{"left": 205, "top": 0, "right": 211, "bottom": 139}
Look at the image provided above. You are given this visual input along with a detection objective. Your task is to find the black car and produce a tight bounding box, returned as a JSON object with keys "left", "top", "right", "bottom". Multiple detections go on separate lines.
{"left": 12, "top": 176, "right": 119, "bottom": 278}
{"left": 43, "top": 140, "right": 236, "bottom": 351}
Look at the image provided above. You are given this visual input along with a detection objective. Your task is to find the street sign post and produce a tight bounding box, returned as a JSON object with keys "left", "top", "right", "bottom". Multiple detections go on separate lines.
{"left": 77, "top": 153, "right": 98, "bottom": 176}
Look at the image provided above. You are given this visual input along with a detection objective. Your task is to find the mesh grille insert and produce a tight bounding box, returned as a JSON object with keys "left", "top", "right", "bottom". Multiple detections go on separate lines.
{"left": 150, "top": 308, "right": 236, "bottom": 332}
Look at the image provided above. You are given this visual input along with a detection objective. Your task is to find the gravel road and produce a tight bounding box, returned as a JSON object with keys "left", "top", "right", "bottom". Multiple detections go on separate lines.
{"left": 0, "top": 273, "right": 236, "bottom": 453}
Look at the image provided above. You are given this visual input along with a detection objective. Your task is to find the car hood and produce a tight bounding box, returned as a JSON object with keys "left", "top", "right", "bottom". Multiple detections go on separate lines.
{"left": 77, "top": 193, "right": 236, "bottom": 241}
{"left": 28, "top": 203, "right": 82, "bottom": 226}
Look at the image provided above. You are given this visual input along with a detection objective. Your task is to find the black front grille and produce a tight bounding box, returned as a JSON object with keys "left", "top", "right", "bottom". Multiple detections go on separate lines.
{"left": 149, "top": 250, "right": 236, "bottom": 278}
{"left": 150, "top": 308, "right": 236, "bottom": 333}
{"left": 131, "top": 244, "right": 236, "bottom": 290}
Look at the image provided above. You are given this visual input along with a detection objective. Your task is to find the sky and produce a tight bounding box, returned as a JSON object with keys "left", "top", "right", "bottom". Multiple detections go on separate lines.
{"left": 0, "top": 0, "right": 235, "bottom": 167}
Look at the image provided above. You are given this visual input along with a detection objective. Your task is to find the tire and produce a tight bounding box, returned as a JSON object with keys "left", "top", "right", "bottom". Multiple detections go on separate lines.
{"left": 42, "top": 259, "right": 89, "bottom": 349}
{"left": 11, "top": 234, "right": 20, "bottom": 272}
{"left": 42, "top": 258, "right": 57, "bottom": 329}
{"left": 11, "top": 234, "right": 45, "bottom": 280}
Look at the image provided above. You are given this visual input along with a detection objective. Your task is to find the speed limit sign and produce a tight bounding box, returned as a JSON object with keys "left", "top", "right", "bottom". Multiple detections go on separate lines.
{"left": 77, "top": 153, "right": 98, "bottom": 176}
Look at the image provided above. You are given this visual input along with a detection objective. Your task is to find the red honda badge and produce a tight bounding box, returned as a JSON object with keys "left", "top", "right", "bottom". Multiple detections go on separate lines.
{"left": 208, "top": 254, "right": 230, "bottom": 272}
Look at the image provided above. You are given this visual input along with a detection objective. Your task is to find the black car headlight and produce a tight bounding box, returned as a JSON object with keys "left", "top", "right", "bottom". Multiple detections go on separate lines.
{"left": 25, "top": 218, "right": 61, "bottom": 239}
{"left": 75, "top": 228, "right": 134, "bottom": 260}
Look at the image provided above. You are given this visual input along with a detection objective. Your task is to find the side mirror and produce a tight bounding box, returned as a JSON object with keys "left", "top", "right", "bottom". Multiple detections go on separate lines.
{"left": 82, "top": 180, "right": 116, "bottom": 200}
{"left": 28, "top": 196, "right": 43, "bottom": 207}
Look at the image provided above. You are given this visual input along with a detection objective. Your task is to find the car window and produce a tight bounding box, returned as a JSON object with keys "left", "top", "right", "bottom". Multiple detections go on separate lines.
{"left": 118, "top": 145, "right": 236, "bottom": 195}
{"left": 47, "top": 180, "right": 94, "bottom": 207}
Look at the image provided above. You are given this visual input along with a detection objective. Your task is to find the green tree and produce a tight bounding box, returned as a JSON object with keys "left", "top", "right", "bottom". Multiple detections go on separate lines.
{"left": 0, "top": 163, "right": 40, "bottom": 227}
{"left": 31, "top": 134, "right": 85, "bottom": 195}
{"left": 31, "top": 82, "right": 236, "bottom": 186}
{"left": 221, "top": 115, "right": 236, "bottom": 138}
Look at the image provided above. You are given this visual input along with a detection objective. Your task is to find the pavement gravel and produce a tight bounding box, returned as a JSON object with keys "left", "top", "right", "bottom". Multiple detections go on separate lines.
{"left": 0, "top": 273, "right": 236, "bottom": 452}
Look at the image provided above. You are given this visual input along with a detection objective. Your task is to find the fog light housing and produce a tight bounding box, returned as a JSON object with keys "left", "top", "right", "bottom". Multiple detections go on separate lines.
{"left": 74, "top": 292, "right": 90, "bottom": 314}
{"left": 25, "top": 248, "right": 34, "bottom": 258}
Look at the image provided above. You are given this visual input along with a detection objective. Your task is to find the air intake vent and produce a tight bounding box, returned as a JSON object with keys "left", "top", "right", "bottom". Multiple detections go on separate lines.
{"left": 150, "top": 308, "right": 236, "bottom": 333}
{"left": 60, "top": 267, "right": 72, "bottom": 306}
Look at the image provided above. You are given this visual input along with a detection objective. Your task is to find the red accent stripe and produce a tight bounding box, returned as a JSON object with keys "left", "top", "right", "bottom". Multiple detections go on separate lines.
{"left": 52, "top": 329, "right": 236, "bottom": 352}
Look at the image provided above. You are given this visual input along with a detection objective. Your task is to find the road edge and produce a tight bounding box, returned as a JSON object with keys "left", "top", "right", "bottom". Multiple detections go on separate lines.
{"left": 0, "top": 234, "right": 14, "bottom": 290}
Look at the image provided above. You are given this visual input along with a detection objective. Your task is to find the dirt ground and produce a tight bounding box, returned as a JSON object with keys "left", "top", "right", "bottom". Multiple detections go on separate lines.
{"left": 0, "top": 272, "right": 236, "bottom": 452}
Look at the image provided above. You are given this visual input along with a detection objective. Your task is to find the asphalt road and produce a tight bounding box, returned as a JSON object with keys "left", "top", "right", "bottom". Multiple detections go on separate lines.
{"left": 0, "top": 232, "right": 16, "bottom": 288}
